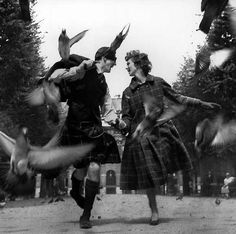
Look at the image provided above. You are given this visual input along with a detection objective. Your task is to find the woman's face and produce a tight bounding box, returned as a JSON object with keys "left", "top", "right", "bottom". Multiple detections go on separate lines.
{"left": 126, "top": 58, "right": 138, "bottom": 76}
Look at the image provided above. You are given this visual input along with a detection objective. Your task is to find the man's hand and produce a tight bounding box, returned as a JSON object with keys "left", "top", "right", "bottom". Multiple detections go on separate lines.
{"left": 82, "top": 59, "right": 94, "bottom": 70}
{"left": 117, "top": 118, "right": 126, "bottom": 130}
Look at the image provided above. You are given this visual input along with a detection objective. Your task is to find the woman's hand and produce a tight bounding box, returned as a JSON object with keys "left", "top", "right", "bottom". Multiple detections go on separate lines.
{"left": 201, "top": 101, "right": 221, "bottom": 110}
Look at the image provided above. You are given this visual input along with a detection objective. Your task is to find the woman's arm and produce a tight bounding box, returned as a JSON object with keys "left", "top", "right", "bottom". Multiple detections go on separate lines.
{"left": 161, "top": 78, "right": 220, "bottom": 109}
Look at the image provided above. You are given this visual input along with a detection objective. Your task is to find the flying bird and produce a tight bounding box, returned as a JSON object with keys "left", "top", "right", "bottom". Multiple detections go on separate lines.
{"left": 25, "top": 79, "right": 63, "bottom": 125}
{"left": 25, "top": 80, "right": 60, "bottom": 106}
{"left": 176, "top": 194, "right": 184, "bottom": 201}
{"left": 199, "top": 0, "right": 229, "bottom": 34}
{"left": 58, "top": 29, "right": 88, "bottom": 61}
{"left": 194, "top": 45, "right": 234, "bottom": 77}
{"left": 109, "top": 24, "right": 130, "bottom": 52}
{"left": 215, "top": 197, "right": 221, "bottom": 205}
{"left": 41, "top": 29, "right": 88, "bottom": 82}
{"left": 0, "top": 127, "right": 94, "bottom": 195}
{"left": 195, "top": 115, "right": 236, "bottom": 151}
{"left": 133, "top": 95, "right": 186, "bottom": 139}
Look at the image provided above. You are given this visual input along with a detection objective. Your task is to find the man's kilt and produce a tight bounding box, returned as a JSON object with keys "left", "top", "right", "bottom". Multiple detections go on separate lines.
{"left": 60, "top": 121, "right": 121, "bottom": 168}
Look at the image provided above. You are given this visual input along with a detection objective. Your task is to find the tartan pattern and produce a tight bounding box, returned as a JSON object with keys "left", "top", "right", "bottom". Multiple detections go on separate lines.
{"left": 60, "top": 123, "right": 120, "bottom": 168}
{"left": 55, "top": 66, "right": 121, "bottom": 168}
{"left": 120, "top": 75, "right": 194, "bottom": 190}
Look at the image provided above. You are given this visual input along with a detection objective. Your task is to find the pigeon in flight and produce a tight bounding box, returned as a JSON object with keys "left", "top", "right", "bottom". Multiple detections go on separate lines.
{"left": 58, "top": 29, "right": 88, "bottom": 61}
{"left": 194, "top": 45, "right": 234, "bottom": 77}
{"left": 42, "top": 29, "right": 88, "bottom": 82}
{"left": 0, "top": 127, "right": 94, "bottom": 195}
{"left": 199, "top": 0, "right": 229, "bottom": 34}
{"left": 195, "top": 115, "right": 236, "bottom": 151}
{"left": 133, "top": 95, "right": 186, "bottom": 139}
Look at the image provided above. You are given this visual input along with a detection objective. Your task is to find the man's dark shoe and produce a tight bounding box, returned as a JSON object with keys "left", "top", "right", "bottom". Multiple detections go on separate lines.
{"left": 79, "top": 216, "right": 92, "bottom": 229}
{"left": 70, "top": 190, "right": 85, "bottom": 209}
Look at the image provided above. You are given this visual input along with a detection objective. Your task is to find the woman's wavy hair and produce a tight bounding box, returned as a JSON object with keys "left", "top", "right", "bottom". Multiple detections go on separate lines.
{"left": 125, "top": 50, "right": 152, "bottom": 76}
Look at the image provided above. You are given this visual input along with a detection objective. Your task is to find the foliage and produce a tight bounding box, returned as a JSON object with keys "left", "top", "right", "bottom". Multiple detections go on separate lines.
{"left": 199, "top": 6, "right": 236, "bottom": 117}
{"left": 0, "top": 0, "right": 54, "bottom": 145}
{"left": 173, "top": 5, "right": 236, "bottom": 164}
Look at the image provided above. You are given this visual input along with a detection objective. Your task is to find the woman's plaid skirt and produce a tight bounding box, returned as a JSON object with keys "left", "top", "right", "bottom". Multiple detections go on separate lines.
{"left": 120, "top": 121, "right": 193, "bottom": 190}
{"left": 60, "top": 122, "right": 121, "bottom": 168}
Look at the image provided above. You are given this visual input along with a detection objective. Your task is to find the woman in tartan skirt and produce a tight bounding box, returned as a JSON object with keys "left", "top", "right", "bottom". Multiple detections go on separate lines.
{"left": 118, "top": 50, "right": 220, "bottom": 225}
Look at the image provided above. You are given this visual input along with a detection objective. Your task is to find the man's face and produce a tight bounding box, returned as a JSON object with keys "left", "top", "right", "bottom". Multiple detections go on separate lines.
{"left": 103, "top": 58, "right": 116, "bottom": 73}
{"left": 126, "top": 58, "right": 138, "bottom": 76}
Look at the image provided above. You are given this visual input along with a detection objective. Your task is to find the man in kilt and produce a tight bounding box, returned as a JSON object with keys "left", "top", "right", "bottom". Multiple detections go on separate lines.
{"left": 53, "top": 47, "right": 122, "bottom": 229}
{"left": 117, "top": 50, "right": 220, "bottom": 225}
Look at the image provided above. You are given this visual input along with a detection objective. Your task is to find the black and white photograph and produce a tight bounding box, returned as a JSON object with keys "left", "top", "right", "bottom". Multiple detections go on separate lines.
{"left": 1, "top": 0, "right": 236, "bottom": 233}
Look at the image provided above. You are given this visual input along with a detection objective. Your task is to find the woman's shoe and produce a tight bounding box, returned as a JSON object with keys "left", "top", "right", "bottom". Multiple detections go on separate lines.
{"left": 149, "top": 219, "right": 159, "bottom": 225}
{"left": 80, "top": 216, "right": 92, "bottom": 229}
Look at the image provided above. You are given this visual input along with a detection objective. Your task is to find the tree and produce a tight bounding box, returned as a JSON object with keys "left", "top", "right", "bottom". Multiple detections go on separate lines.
{"left": 0, "top": 0, "right": 54, "bottom": 144}
{"left": 199, "top": 6, "right": 236, "bottom": 117}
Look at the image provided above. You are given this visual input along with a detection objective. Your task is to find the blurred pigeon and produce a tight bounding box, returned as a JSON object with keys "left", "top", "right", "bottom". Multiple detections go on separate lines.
{"left": 176, "top": 194, "right": 184, "bottom": 201}
{"left": 0, "top": 127, "right": 94, "bottom": 195}
{"left": 109, "top": 24, "right": 130, "bottom": 53}
{"left": 195, "top": 115, "right": 236, "bottom": 151}
{"left": 58, "top": 29, "right": 88, "bottom": 61}
{"left": 133, "top": 95, "right": 186, "bottom": 139}
{"left": 199, "top": 0, "right": 228, "bottom": 34}
{"left": 25, "top": 80, "right": 62, "bottom": 125}
{"left": 229, "top": 0, "right": 236, "bottom": 36}
{"left": 25, "top": 80, "right": 60, "bottom": 106}
{"left": 195, "top": 45, "right": 234, "bottom": 76}
{"left": 215, "top": 197, "right": 221, "bottom": 205}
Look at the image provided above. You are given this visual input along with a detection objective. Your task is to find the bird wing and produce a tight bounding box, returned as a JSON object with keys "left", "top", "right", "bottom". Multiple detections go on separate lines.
{"left": 0, "top": 131, "right": 15, "bottom": 157}
{"left": 229, "top": 0, "right": 236, "bottom": 36}
{"left": 209, "top": 48, "right": 233, "bottom": 70}
{"left": 25, "top": 86, "right": 45, "bottom": 106}
{"left": 43, "top": 81, "right": 60, "bottom": 104}
{"left": 195, "top": 45, "right": 211, "bottom": 75}
{"left": 43, "top": 127, "right": 63, "bottom": 149}
{"left": 211, "top": 120, "right": 236, "bottom": 146}
{"left": 58, "top": 30, "right": 70, "bottom": 60}
{"left": 69, "top": 29, "right": 88, "bottom": 48}
{"left": 201, "top": 0, "right": 209, "bottom": 12}
{"left": 156, "top": 102, "right": 186, "bottom": 126}
{"left": 199, "top": 0, "right": 228, "bottom": 34}
{"left": 110, "top": 24, "right": 130, "bottom": 52}
{"left": 28, "top": 143, "right": 94, "bottom": 171}
{"left": 195, "top": 118, "right": 212, "bottom": 149}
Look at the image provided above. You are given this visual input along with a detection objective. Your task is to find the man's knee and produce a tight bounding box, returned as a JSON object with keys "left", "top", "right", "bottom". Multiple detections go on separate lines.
{"left": 72, "top": 168, "right": 86, "bottom": 181}
{"left": 87, "top": 162, "right": 100, "bottom": 181}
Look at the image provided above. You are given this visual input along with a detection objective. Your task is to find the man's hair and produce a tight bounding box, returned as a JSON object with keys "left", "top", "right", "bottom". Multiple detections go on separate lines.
{"left": 125, "top": 50, "right": 152, "bottom": 76}
{"left": 95, "top": 47, "right": 117, "bottom": 61}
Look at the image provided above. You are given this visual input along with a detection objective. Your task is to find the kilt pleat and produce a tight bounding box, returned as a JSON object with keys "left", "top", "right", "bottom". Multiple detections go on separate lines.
{"left": 60, "top": 123, "right": 120, "bottom": 168}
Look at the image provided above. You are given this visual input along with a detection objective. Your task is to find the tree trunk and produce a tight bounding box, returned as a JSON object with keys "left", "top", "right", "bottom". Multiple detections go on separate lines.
{"left": 19, "top": 0, "right": 31, "bottom": 21}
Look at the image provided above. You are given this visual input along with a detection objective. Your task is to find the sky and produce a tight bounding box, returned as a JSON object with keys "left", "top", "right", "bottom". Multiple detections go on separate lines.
{"left": 33, "top": 0, "right": 206, "bottom": 97}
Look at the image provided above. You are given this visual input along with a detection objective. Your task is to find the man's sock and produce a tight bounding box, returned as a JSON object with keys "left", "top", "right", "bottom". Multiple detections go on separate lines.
{"left": 80, "top": 179, "right": 99, "bottom": 228}
{"left": 70, "top": 174, "right": 85, "bottom": 209}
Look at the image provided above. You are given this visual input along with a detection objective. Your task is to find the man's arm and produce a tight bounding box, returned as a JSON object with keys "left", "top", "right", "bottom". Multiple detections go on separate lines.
{"left": 102, "top": 88, "right": 117, "bottom": 125}
{"left": 52, "top": 60, "right": 94, "bottom": 82}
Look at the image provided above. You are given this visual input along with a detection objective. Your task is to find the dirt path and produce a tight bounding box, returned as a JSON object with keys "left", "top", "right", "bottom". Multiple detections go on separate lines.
{"left": 0, "top": 195, "right": 236, "bottom": 234}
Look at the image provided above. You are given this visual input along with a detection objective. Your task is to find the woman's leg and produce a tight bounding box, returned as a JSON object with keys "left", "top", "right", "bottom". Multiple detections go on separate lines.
{"left": 146, "top": 188, "right": 159, "bottom": 225}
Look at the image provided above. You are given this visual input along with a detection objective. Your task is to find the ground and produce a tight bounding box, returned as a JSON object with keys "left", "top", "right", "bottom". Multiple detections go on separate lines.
{"left": 1, "top": 194, "right": 236, "bottom": 234}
